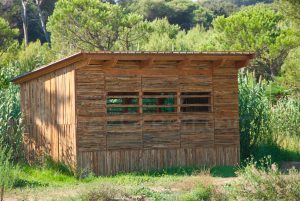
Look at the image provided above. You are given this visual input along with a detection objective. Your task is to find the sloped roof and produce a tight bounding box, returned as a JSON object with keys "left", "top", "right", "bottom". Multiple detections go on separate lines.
{"left": 11, "top": 51, "right": 255, "bottom": 84}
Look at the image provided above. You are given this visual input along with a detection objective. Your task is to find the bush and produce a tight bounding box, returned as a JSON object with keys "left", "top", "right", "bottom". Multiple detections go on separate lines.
{"left": 0, "top": 145, "right": 19, "bottom": 201}
{"left": 180, "top": 183, "right": 212, "bottom": 201}
{"left": 238, "top": 71, "right": 300, "bottom": 161}
{"left": 238, "top": 71, "right": 272, "bottom": 159}
{"left": 222, "top": 157, "right": 300, "bottom": 201}
{"left": 77, "top": 185, "right": 124, "bottom": 201}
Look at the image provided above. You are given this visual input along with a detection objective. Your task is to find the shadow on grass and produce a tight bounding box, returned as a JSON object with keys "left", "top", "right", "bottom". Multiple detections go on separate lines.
{"left": 13, "top": 179, "right": 48, "bottom": 188}
{"left": 44, "top": 157, "right": 74, "bottom": 176}
{"left": 117, "top": 165, "right": 238, "bottom": 178}
{"left": 251, "top": 144, "right": 300, "bottom": 165}
{"left": 210, "top": 166, "right": 238, "bottom": 178}
{"left": 122, "top": 166, "right": 209, "bottom": 177}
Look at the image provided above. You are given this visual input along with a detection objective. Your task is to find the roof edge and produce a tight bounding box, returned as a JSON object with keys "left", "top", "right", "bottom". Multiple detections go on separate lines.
{"left": 11, "top": 52, "right": 85, "bottom": 84}
{"left": 11, "top": 51, "right": 255, "bottom": 84}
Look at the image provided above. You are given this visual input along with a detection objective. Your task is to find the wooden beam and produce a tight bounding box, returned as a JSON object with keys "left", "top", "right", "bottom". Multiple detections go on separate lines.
{"left": 177, "top": 59, "right": 191, "bottom": 69}
{"left": 140, "top": 58, "right": 154, "bottom": 68}
{"left": 102, "top": 59, "right": 118, "bottom": 68}
{"left": 89, "top": 54, "right": 253, "bottom": 61}
{"left": 211, "top": 59, "right": 226, "bottom": 68}
{"left": 75, "top": 58, "right": 91, "bottom": 69}
{"left": 235, "top": 60, "right": 250, "bottom": 68}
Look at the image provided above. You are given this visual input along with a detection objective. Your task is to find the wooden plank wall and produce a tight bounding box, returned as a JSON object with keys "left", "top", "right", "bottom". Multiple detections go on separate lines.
{"left": 76, "top": 59, "right": 240, "bottom": 175}
{"left": 213, "top": 61, "right": 240, "bottom": 165}
{"left": 21, "top": 64, "right": 77, "bottom": 168}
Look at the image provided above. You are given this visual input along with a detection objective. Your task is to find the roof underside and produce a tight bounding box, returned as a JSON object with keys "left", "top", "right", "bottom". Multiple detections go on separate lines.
{"left": 11, "top": 51, "right": 255, "bottom": 84}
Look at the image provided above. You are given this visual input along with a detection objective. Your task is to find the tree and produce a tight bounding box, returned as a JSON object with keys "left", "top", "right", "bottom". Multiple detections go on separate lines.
{"left": 199, "top": 0, "right": 238, "bottom": 17}
{"left": 33, "top": 0, "right": 51, "bottom": 45}
{"left": 141, "top": 18, "right": 180, "bottom": 51}
{"left": 1, "top": 0, "right": 56, "bottom": 44}
{"left": 0, "top": 18, "right": 18, "bottom": 54}
{"left": 278, "top": 47, "right": 300, "bottom": 95}
{"left": 123, "top": 0, "right": 213, "bottom": 30}
{"left": 213, "top": 4, "right": 298, "bottom": 78}
{"left": 279, "top": 0, "right": 300, "bottom": 29}
{"left": 175, "top": 25, "right": 220, "bottom": 51}
{"left": 115, "top": 13, "right": 150, "bottom": 50}
{"left": 47, "top": 0, "right": 150, "bottom": 53}
{"left": 20, "top": 0, "right": 29, "bottom": 46}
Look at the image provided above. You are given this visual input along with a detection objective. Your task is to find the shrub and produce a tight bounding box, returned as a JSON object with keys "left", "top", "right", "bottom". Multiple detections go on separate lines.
{"left": 0, "top": 145, "right": 19, "bottom": 201}
{"left": 180, "top": 183, "right": 212, "bottom": 201}
{"left": 223, "top": 157, "right": 300, "bottom": 201}
{"left": 77, "top": 185, "right": 124, "bottom": 201}
{"left": 238, "top": 71, "right": 300, "bottom": 161}
{"left": 238, "top": 71, "right": 272, "bottom": 159}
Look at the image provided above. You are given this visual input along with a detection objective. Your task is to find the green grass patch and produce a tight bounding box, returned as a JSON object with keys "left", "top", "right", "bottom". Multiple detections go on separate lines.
{"left": 180, "top": 183, "right": 212, "bottom": 201}
{"left": 16, "top": 164, "right": 78, "bottom": 187}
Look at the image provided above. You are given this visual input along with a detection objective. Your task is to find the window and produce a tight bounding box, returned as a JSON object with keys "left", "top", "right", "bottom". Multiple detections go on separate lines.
{"left": 106, "top": 91, "right": 211, "bottom": 114}
{"left": 181, "top": 92, "right": 211, "bottom": 112}
{"left": 106, "top": 92, "right": 139, "bottom": 114}
{"left": 142, "top": 92, "right": 176, "bottom": 113}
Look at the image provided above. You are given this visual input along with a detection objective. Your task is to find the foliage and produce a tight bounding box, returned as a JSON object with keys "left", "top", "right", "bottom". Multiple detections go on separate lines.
{"left": 213, "top": 4, "right": 298, "bottom": 78}
{"left": 279, "top": 0, "right": 300, "bottom": 29}
{"left": 278, "top": 46, "right": 300, "bottom": 95}
{"left": 199, "top": 0, "right": 238, "bottom": 17}
{"left": 140, "top": 18, "right": 180, "bottom": 51}
{"left": 0, "top": 17, "right": 18, "bottom": 54}
{"left": 0, "top": 85, "right": 23, "bottom": 161}
{"left": 222, "top": 157, "right": 300, "bottom": 200}
{"left": 48, "top": 0, "right": 149, "bottom": 53}
{"left": 115, "top": 13, "right": 150, "bottom": 50}
{"left": 180, "top": 183, "right": 212, "bottom": 201}
{"left": 48, "top": 0, "right": 122, "bottom": 53}
{"left": 174, "top": 26, "right": 220, "bottom": 51}
{"left": 0, "top": 145, "right": 19, "bottom": 201}
{"left": 271, "top": 98, "right": 300, "bottom": 145}
{"left": 124, "top": 0, "right": 214, "bottom": 30}
{"left": 0, "top": 41, "right": 54, "bottom": 88}
{"left": 0, "top": 0, "right": 56, "bottom": 43}
{"left": 238, "top": 72, "right": 272, "bottom": 159}
{"left": 238, "top": 72, "right": 300, "bottom": 160}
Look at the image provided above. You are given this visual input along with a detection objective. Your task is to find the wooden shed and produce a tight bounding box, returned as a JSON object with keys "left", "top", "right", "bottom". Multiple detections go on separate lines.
{"left": 12, "top": 51, "right": 254, "bottom": 175}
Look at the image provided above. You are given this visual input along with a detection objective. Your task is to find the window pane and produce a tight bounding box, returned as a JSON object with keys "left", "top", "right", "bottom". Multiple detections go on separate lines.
{"left": 107, "top": 107, "right": 138, "bottom": 114}
{"left": 181, "top": 106, "right": 209, "bottom": 112}
{"left": 181, "top": 92, "right": 211, "bottom": 112}
{"left": 107, "top": 98, "right": 138, "bottom": 105}
{"left": 143, "top": 107, "right": 176, "bottom": 113}
{"left": 182, "top": 97, "right": 209, "bottom": 104}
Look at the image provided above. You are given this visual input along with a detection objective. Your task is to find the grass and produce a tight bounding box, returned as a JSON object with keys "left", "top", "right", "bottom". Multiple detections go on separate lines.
{"left": 6, "top": 164, "right": 232, "bottom": 201}
{"left": 5, "top": 156, "right": 300, "bottom": 201}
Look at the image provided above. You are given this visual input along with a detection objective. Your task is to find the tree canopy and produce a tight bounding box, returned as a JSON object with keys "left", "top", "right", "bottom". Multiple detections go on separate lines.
{"left": 0, "top": 17, "right": 18, "bottom": 53}
{"left": 213, "top": 4, "right": 298, "bottom": 78}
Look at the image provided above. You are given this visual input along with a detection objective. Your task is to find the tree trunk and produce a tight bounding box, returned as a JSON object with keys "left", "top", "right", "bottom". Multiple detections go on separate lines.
{"left": 35, "top": 0, "right": 51, "bottom": 47}
{"left": 21, "top": 0, "right": 28, "bottom": 46}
